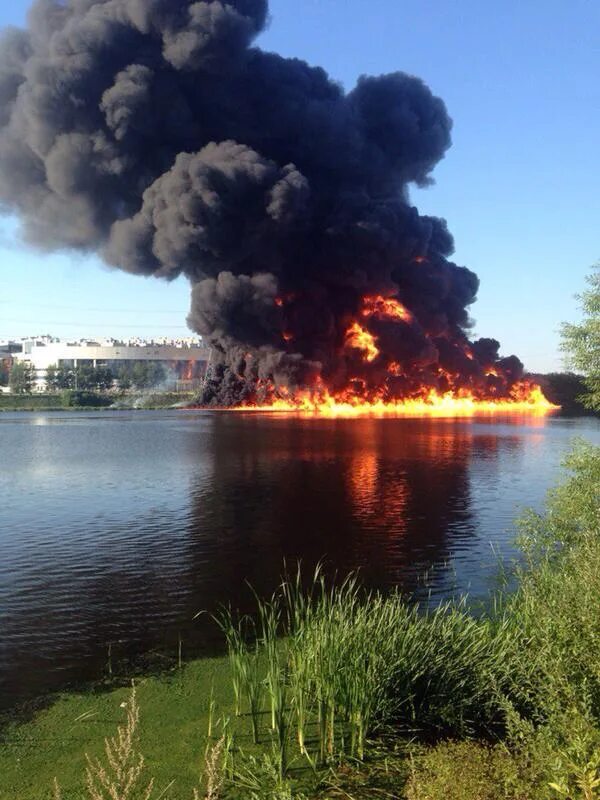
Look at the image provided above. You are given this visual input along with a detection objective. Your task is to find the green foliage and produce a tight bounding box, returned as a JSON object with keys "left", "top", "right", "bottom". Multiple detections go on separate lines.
{"left": 218, "top": 444, "right": 600, "bottom": 792}
{"left": 518, "top": 440, "right": 600, "bottom": 558}
{"left": 45, "top": 363, "right": 74, "bottom": 390}
{"left": 78, "top": 366, "right": 113, "bottom": 391}
{"left": 537, "top": 372, "right": 591, "bottom": 413}
{"left": 230, "top": 751, "right": 306, "bottom": 800}
{"left": 45, "top": 363, "right": 115, "bottom": 392}
{"left": 561, "top": 264, "right": 600, "bottom": 410}
{"left": 0, "top": 358, "right": 10, "bottom": 385}
{"left": 9, "top": 360, "right": 36, "bottom": 393}
{"left": 116, "top": 362, "right": 167, "bottom": 390}
{"left": 60, "top": 390, "right": 112, "bottom": 407}
{"left": 406, "top": 741, "right": 533, "bottom": 800}
{"left": 45, "top": 363, "right": 58, "bottom": 389}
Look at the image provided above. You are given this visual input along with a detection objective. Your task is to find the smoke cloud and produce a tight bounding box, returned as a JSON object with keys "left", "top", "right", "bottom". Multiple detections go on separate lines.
{"left": 0, "top": 0, "right": 527, "bottom": 405}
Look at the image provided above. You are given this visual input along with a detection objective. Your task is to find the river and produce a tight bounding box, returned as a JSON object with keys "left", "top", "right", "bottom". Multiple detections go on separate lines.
{"left": 1, "top": 409, "right": 599, "bottom": 710}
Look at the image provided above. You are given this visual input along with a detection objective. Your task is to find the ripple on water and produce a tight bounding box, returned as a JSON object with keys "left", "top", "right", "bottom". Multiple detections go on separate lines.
{"left": 0, "top": 410, "right": 599, "bottom": 709}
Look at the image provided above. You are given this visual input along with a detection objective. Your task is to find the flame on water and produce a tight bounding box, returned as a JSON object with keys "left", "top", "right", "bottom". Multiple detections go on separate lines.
{"left": 221, "top": 292, "right": 559, "bottom": 418}
{"left": 228, "top": 383, "right": 558, "bottom": 418}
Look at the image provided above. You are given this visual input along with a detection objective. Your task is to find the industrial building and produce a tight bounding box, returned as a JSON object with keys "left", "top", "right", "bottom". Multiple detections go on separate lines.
{"left": 8, "top": 336, "right": 210, "bottom": 391}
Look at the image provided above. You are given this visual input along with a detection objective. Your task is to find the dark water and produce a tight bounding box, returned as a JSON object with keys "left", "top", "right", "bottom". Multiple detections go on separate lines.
{"left": 1, "top": 410, "right": 599, "bottom": 711}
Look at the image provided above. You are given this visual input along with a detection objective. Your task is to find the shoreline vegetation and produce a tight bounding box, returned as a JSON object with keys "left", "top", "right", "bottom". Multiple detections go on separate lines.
{"left": 2, "top": 443, "right": 600, "bottom": 799}
{"left": 0, "top": 390, "right": 196, "bottom": 412}
{"left": 0, "top": 372, "right": 597, "bottom": 415}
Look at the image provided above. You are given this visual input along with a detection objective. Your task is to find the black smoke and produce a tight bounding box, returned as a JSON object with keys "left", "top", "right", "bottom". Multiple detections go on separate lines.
{"left": 0, "top": 0, "right": 526, "bottom": 405}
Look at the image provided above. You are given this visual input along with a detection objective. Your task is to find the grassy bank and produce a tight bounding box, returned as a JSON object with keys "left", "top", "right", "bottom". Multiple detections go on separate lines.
{"left": 1, "top": 443, "right": 599, "bottom": 799}
{"left": 0, "top": 391, "right": 195, "bottom": 411}
{"left": 0, "top": 656, "right": 233, "bottom": 799}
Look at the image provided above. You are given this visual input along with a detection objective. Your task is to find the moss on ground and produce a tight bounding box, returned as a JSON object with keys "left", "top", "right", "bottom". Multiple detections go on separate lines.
{"left": 0, "top": 656, "right": 236, "bottom": 800}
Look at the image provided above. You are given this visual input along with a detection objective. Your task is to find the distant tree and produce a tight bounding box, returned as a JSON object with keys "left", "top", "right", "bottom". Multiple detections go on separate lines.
{"left": 122, "top": 361, "right": 168, "bottom": 389}
{"left": 45, "top": 363, "right": 59, "bottom": 391}
{"left": 131, "top": 361, "right": 150, "bottom": 389}
{"left": 73, "top": 365, "right": 95, "bottom": 390}
{"left": 70, "top": 365, "right": 113, "bottom": 392}
{"left": 116, "top": 366, "right": 132, "bottom": 391}
{"left": 533, "top": 372, "right": 590, "bottom": 413}
{"left": 93, "top": 366, "right": 114, "bottom": 391}
{"left": 561, "top": 264, "right": 600, "bottom": 410}
{"left": 56, "top": 365, "right": 75, "bottom": 390}
{"left": 112, "top": 361, "right": 167, "bottom": 390}
{"left": 0, "top": 359, "right": 9, "bottom": 386}
{"left": 9, "top": 362, "right": 36, "bottom": 394}
{"left": 146, "top": 362, "right": 166, "bottom": 388}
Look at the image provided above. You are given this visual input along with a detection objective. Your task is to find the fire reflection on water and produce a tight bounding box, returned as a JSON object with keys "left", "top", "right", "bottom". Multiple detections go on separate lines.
{"left": 1, "top": 409, "right": 582, "bottom": 713}
{"left": 348, "top": 451, "right": 409, "bottom": 533}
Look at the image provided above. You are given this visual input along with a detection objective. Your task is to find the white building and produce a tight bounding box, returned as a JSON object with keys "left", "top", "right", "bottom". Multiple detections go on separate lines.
{"left": 12, "top": 337, "right": 210, "bottom": 391}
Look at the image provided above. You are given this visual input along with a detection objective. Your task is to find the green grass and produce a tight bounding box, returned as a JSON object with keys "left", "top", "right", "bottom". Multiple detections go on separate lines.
{"left": 0, "top": 391, "right": 195, "bottom": 412}
{"left": 0, "top": 657, "right": 237, "bottom": 800}
{"left": 0, "top": 394, "right": 78, "bottom": 411}
{"left": 0, "top": 393, "right": 113, "bottom": 411}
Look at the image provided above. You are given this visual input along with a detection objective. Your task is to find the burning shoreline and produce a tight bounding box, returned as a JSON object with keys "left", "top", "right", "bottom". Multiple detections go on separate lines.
{"left": 195, "top": 382, "right": 558, "bottom": 418}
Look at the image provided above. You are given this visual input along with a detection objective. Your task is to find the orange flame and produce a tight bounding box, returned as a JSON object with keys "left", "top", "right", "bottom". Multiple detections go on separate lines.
{"left": 362, "top": 295, "right": 412, "bottom": 322}
{"left": 229, "top": 383, "right": 558, "bottom": 418}
{"left": 345, "top": 321, "right": 379, "bottom": 362}
{"left": 224, "top": 291, "right": 559, "bottom": 418}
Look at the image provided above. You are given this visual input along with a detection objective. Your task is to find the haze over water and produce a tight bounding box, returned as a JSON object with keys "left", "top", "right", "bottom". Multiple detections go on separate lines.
{"left": 1, "top": 410, "right": 599, "bottom": 711}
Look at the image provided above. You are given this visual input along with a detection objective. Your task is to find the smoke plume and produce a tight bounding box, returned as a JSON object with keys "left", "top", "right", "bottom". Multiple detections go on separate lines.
{"left": 0, "top": 0, "right": 528, "bottom": 405}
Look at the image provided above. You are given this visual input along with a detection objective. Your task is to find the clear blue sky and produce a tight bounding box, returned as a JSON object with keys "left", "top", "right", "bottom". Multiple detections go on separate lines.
{"left": 0, "top": 0, "right": 598, "bottom": 371}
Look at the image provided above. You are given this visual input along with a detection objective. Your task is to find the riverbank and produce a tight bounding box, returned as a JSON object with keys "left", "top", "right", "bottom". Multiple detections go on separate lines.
{"left": 0, "top": 391, "right": 195, "bottom": 412}
{"left": 1, "top": 655, "right": 233, "bottom": 799}
{"left": 2, "top": 443, "right": 599, "bottom": 799}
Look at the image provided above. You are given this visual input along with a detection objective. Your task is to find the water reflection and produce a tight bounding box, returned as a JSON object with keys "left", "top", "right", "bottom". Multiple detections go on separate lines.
{"left": 0, "top": 410, "right": 597, "bottom": 711}
{"left": 180, "top": 416, "right": 521, "bottom": 622}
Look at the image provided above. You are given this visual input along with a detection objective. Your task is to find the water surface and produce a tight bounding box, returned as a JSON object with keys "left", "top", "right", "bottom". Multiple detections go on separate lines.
{"left": 1, "top": 410, "right": 599, "bottom": 710}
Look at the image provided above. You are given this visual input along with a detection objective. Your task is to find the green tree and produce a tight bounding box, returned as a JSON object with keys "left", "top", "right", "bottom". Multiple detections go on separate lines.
{"left": 116, "top": 365, "right": 132, "bottom": 391}
{"left": 125, "top": 361, "right": 167, "bottom": 389}
{"left": 131, "top": 361, "right": 150, "bottom": 389}
{"left": 93, "top": 366, "right": 114, "bottom": 391}
{"left": 56, "top": 364, "right": 75, "bottom": 390}
{"left": 9, "top": 361, "right": 36, "bottom": 394}
{"left": 74, "top": 365, "right": 95, "bottom": 390}
{"left": 146, "top": 362, "right": 166, "bottom": 388}
{"left": 45, "top": 363, "right": 59, "bottom": 391}
{"left": 561, "top": 264, "right": 600, "bottom": 410}
{"left": 0, "top": 359, "right": 9, "bottom": 386}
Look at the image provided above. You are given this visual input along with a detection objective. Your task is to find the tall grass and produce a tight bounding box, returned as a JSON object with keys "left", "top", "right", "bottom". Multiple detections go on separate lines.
{"left": 217, "top": 443, "right": 600, "bottom": 785}
{"left": 218, "top": 568, "right": 522, "bottom": 772}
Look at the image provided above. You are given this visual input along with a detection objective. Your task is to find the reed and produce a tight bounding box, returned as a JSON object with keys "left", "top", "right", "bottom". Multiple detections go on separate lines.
{"left": 219, "top": 559, "right": 546, "bottom": 775}
{"left": 216, "top": 609, "right": 265, "bottom": 744}
{"left": 216, "top": 611, "right": 247, "bottom": 718}
{"left": 84, "top": 682, "right": 155, "bottom": 800}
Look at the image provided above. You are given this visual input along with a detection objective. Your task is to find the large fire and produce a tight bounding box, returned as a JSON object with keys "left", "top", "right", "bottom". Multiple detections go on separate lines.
{"left": 225, "top": 293, "right": 557, "bottom": 417}
{"left": 228, "top": 384, "right": 555, "bottom": 417}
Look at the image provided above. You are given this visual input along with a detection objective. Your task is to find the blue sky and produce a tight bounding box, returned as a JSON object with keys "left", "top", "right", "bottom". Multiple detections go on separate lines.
{"left": 0, "top": 0, "right": 598, "bottom": 371}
